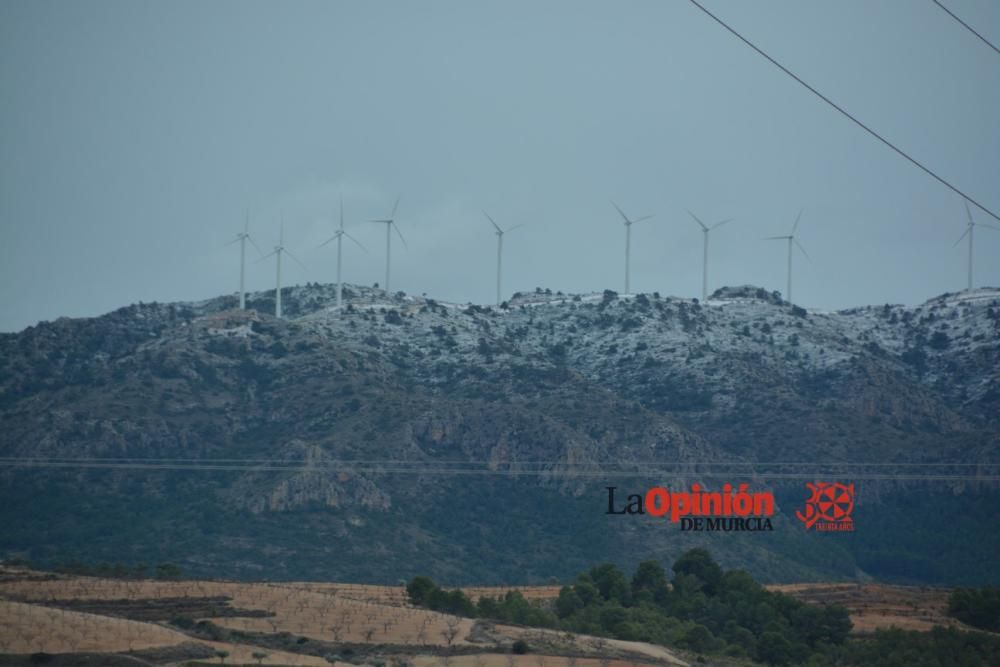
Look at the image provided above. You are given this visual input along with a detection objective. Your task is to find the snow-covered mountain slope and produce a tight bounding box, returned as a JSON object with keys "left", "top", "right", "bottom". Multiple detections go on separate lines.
{"left": 1, "top": 283, "right": 997, "bottom": 584}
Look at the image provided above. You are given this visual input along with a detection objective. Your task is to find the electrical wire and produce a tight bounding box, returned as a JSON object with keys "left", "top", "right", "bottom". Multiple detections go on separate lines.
{"left": 1, "top": 458, "right": 996, "bottom": 481}
{"left": 932, "top": 0, "right": 1000, "bottom": 57}
{"left": 686, "top": 0, "right": 1000, "bottom": 223}
{"left": 0, "top": 457, "right": 993, "bottom": 466}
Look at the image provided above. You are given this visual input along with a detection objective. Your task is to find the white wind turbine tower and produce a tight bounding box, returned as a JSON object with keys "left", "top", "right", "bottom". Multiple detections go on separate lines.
{"left": 687, "top": 210, "right": 734, "bottom": 301}
{"left": 953, "top": 199, "right": 1000, "bottom": 291}
{"left": 611, "top": 201, "right": 653, "bottom": 294}
{"left": 370, "top": 196, "right": 405, "bottom": 294}
{"left": 484, "top": 211, "right": 524, "bottom": 306}
{"left": 259, "top": 221, "right": 307, "bottom": 318}
{"left": 319, "top": 195, "right": 367, "bottom": 310}
{"left": 225, "top": 209, "right": 262, "bottom": 309}
{"left": 764, "top": 210, "right": 810, "bottom": 304}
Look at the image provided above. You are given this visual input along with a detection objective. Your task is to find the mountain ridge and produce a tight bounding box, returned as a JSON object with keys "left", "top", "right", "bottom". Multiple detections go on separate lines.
{"left": 1, "top": 283, "right": 998, "bottom": 584}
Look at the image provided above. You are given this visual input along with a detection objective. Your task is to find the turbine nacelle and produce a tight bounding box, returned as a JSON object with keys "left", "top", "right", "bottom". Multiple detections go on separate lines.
{"left": 688, "top": 210, "right": 733, "bottom": 233}
{"left": 765, "top": 210, "right": 809, "bottom": 303}
{"left": 484, "top": 211, "right": 523, "bottom": 237}
{"left": 953, "top": 199, "right": 1000, "bottom": 246}
{"left": 689, "top": 209, "right": 736, "bottom": 301}
{"left": 370, "top": 196, "right": 404, "bottom": 292}
{"left": 484, "top": 211, "right": 524, "bottom": 306}
{"left": 764, "top": 210, "right": 810, "bottom": 261}
{"left": 228, "top": 208, "right": 262, "bottom": 311}
{"left": 612, "top": 200, "right": 653, "bottom": 227}
{"left": 953, "top": 199, "right": 1000, "bottom": 290}
{"left": 612, "top": 200, "right": 654, "bottom": 294}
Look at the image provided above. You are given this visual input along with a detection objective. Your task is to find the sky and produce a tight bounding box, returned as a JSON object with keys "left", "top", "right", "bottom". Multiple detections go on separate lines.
{"left": 1, "top": 0, "right": 998, "bottom": 332}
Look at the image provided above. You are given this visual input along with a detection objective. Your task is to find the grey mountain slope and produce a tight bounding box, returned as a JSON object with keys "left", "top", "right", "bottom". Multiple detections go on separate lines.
{"left": 0, "top": 283, "right": 997, "bottom": 583}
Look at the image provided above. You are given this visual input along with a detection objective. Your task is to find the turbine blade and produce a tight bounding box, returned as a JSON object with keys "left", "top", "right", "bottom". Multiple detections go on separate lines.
{"left": 390, "top": 195, "right": 400, "bottom": 221}
{"left": 965, "top": 199, "right": 973, "bottom": 225}
{"left": 978, "top": 223, "right": 1000, "bottom": 232}
{"left": 392, "top": 222, "right": 407, "bottom": 248}
{"left": 344, "top": 232, "right": 368, "bottom": 252}
{"left": 505, "top": 223, "right": 525, "bottom": 233}
{"left": 791, "top": 209, "right": 803, "bottom": 235}
{"left": 687, "top": 210, "right": 708, "bottom": 231}
{"left": 224, "top": 236, "right": 241, "bottom": 248}
{"left": 285, "top": 249, "right": 308, "bottom": 271}
{"left": 763, "top": 235, "right": 788, "bottom": 240}
{"left": 484, "top": 211, "right": 502, "bottom": 233}
{"left": 256, "top": 249, "right": 278, "bottom": 263}
{"left": 952, "top": 229, "right": 970, "bottom": 247}
{"left": 611, "top": 200, "right": 630, "bottom": 224}
{"left": 318, "top": 235, "right": 338, "bottom": 249}
{"left": 711, "top": 218, "right": 734, "bottom": 230}
{"left": 632, "top": 215, "right": 654, "bottom": 224}
{"left": 247, "top": 236, "right": 264, "bottom": 256}
{"left": 340, "top": 194, "right": 344, "bottom": 231}
{"left": 794, "top": 238, "right": 812, "bottom": 262}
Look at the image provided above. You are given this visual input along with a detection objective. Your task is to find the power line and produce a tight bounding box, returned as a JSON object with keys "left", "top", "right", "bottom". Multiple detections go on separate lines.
{"left": 1, "top": 458, "right": 996, "bottom": 481}
{"left": 686, "top": 0, "right": 1000, "bottom": 223}
{"left": 0, "top": 456, "right": 994, "bottom": 466}
{"left": 932, "top": 0, "right": 1000, "bottom": 57}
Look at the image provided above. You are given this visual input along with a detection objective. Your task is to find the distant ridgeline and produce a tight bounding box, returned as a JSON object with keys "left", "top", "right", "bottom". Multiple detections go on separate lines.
{"left": 0, "top": 283, "right": 998, "bottom": 584}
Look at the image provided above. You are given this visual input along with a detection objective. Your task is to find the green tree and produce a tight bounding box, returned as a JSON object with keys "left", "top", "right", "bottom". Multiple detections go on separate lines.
{"left": 599, "top": 605, "right": 628, "bottom": 634}
{"left": 406, "top": 576, "right": 437, "bottom": 606}
{"left": 555, "top": 586, "right": 583, "bottom": 618}
{"left": 443, "top": 588, "right": 476, "bottom": 617}
{"left": 155, "top": 563, "right": 182, "bottom": 580}
{"left": 631, "top": 560, "right": 668, "bottom": 603}
{"left": 948, "top": 586, "right": 1000, "bottom": 631}
{"left": 756, "top": 632, "right": 792, "bottom": 666}
{"left": 679, "top": 623, "right": 714, "bottom": 653}
{"left": 589, "top": 563, "right": 631, "bottom": 604}
{"left": 672, "top": 549, "right": 723, "bottom": 596}
{"left": 572, "top": 576, "right": 600, "bottom": 606}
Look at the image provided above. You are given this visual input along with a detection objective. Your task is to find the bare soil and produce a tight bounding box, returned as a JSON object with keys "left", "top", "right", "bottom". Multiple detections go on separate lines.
{"left": 0, "top": 569, "right": 683, "bottom": 667}
{"left": 766, "top": 582, "right": 959, "bottom": 634}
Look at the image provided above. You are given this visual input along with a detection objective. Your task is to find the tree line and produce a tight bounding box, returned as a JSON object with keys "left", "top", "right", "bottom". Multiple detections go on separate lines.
{"left": 948, "top": 585, "right": 1000, "bottom": 632}
{"left": 407, "top": 549, "right": 1000, "bottom": 666}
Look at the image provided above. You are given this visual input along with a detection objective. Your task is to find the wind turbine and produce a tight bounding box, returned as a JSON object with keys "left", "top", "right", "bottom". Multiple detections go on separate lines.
{"left": 764, "top": 210, "right": 810, "bottom": 304}
{"left": 687, "top": 210, "right": 734, "bottom": 301}
{"left": 225, "top": 208, "right": 262, "bottom": 309}
{"left": 370, "top": 196, "right": 405, "bottom": 294}
{"left": 259, "top": 221, "right": 306, "bottom": 318}
{"left": 319, "top": 195, "right": 367, "bottom": 310}
{"left": 611, "top": 201, "right": 653, "bottom": 294}
{"left": 953, "top": 199, "right": 1000, "bottom": 291}
{"left": 484, "top": 211, "right": 524, "bottom": 306}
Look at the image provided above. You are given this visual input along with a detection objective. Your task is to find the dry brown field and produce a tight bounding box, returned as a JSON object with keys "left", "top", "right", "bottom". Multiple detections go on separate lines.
{"left": 0, "top": 569, "right": 683, "bottom": 667}
{"left": 0, "top": 567, "right": 977, "bottom": 666}
{"left": 766, "top": 582, "right": 959, "bottom": 634}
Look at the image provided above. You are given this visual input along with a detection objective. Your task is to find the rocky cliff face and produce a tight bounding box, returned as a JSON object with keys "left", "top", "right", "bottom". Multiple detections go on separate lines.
{"left": 1, "top": 283, "right": 997, "bottom": 584}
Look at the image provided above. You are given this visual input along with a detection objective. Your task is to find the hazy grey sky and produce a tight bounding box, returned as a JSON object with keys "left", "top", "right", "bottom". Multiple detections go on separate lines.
{"left": 1, "top": 0, "right": 998, "bottom": 332}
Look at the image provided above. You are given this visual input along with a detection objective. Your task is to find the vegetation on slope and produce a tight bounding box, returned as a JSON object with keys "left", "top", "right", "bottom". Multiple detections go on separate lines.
{"left": 2, "top": 285, "right": 999, "bottom": 584}
{"left": 947, "top": 585, "right": 1000, "bottom": 632}
{"left": 408, "top": 549, "right": 1000, "bottom": 667}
